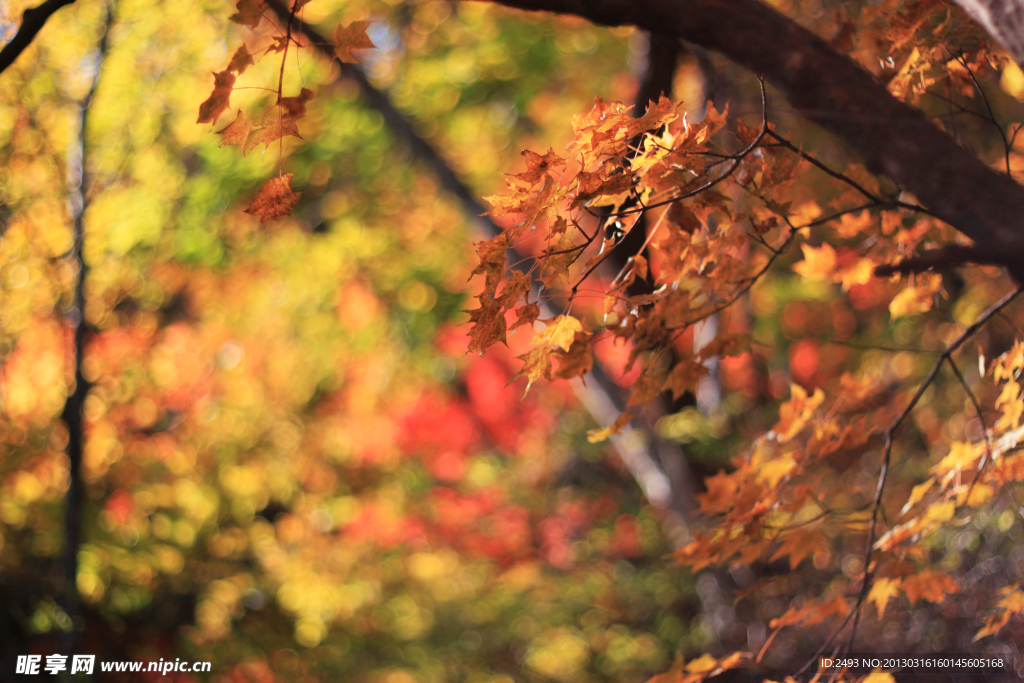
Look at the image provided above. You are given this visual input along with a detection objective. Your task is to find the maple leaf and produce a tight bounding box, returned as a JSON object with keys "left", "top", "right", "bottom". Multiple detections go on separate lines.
{"left": 587, "top": 411, "right": 634, "bottom": 443}
{"left": 335, "top": 21, "right": 376, "bottom": 64}
{"left": 249, "top": 117, "right": 303, "bottom": 152}
{"left": 900, "top": 476, "right": 935, "bottom": 514}
{"left": 217, "top": 111, "right": 254, "bottom": 154}
{"left": 244, "top": 174, "right": 301, "bottom": 224}
{"left": 628, "top": 365, "right": 665, "bottom": 407}
{"left": 901, "top": 569, "right": 959, "bottom": 604}
{"left": 227, "top": 45, "right": 254, "bottom": 75}
{"left": 533, "top": 315, "right": 582, "bottom": 352}
{"left": 498, "top": 270, "right": 531, "bottom": 310}
{"left": 540, "top": 232, "right": 577, "bottom": 289}
{"left": 229, "top": 0, "right": 266, "bottom": 28}
{"left": 509, "top": 303, "right": 540, "bottom": 334}
{"left": 465, "top": 298, "right": 506, "bottom": 354}
{"left": 770, "top": 530, "right": 822, "bottom": 570}
{"left": 279, "top": 88, "right": 314, "bottom": 120}
{"left": 268, "top": 35, "right": 290, "bottom": 54}
{"left": 469, "top": 233, "right": 509, "bottom": 296}
{"left": 930, "top": 441, "right": 984, "bottom": 478}
{"left": 867, "top": 576, "right": 902, "bottom": 619}
{"left": 888, "top": 273, "right": 942, "bottom": 319}
{"left": 792, "top": 242, "right": 836, "bottom": 281}
{"left": 862, "top": 673, "right": 896, "bottom": 683}
{"left": 197, "top": 70, "right": 236, "bottom": 125}
{"left": 834, "top": 209, "right": 874, "bottom": 238}
{"left": 513, "top": 148, "right": 566, "bottom": 185}
{"left": 553, "top": 331, "right": 593, "bottom": 380}
{"left": 975, "top": 588, "right": 1024, "bottom": 639}
{"left": 663, "top": 359, "right": 709, "bottom": 401}
{"left": 774, "top": 383, "right": 825, "bottom": 443}
{"left": 569, "top": 169, "right": 632, "bottom": 209}
{"left": 512, "top": 346, "right": 553, "bottom": 392}
{"left": 836, "top": 257, "right": 874, "bottom": 291}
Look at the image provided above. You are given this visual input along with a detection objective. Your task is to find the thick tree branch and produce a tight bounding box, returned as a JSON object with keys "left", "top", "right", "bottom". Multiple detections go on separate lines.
{"left": 0, "top": 0, "right": 76, "bottom": 76}
{"left": 478, "top": 0, "right": 1024, "bottom": 277}
{"left": 873, "top": 244, "right": 1006, "bottom": 276}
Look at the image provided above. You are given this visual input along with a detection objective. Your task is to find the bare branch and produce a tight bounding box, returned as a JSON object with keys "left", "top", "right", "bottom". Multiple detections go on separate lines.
{"left": 0, "top": 0, "right": 77, "bottom": 76}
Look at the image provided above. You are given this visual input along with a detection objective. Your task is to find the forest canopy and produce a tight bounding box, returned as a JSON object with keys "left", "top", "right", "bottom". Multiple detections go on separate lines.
{"left": 2, "top": 0, "right": 1024, "bottom": 681}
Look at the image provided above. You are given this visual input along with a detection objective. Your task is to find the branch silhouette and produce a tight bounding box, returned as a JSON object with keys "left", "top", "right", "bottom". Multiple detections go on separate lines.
{"left": 0, "top": 0, "right": 77, "bottom": 76}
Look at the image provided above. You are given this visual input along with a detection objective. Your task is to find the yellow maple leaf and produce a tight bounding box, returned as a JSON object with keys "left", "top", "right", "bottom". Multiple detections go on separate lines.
{"left": 867, "top": 576, "right": 902, "bottom": 619}
{"left": 995, "top": 380, "right": 1023, "bottom": 431}
{"left": 684, "top": 654, "right": 718, "bottom": 674}
{"left": 930, "top": 441, "right": 985, "bottom": 477}
{"left": 533, "top": 315, "right": 583, "bottom": 352}
{"left": 587, "top": 411, "right": 634, "bottom": 443}
{"left": 837, "top": 257, "right": 875, "bottom": 291}
{"left": 792, "top": 242, "right": 836, "bottom": 281}
{"left": 861, "top": 672, "right": 896, "bottom": 683}
{"left": 900, "top": 476, "right": 935, "bottom": 514}
{"left": 888, "top": 273, "right": 942, "bottom": 319}
{"left": 774, "top": 383, "right": 825, "bottom": 443}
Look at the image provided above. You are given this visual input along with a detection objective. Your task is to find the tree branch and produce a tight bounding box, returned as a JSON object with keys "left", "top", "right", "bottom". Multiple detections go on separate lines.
{"left": 477, "top": 0, "right": 1024, "bottom": 278}
{"left": 873, "top": 244, "right": 1006, "bottom": 276}
{"left": 0, "top": 0, "right": 76, "bottom": 76}
{"left": 60, "top": 0, "right": 113, "bottom": 655}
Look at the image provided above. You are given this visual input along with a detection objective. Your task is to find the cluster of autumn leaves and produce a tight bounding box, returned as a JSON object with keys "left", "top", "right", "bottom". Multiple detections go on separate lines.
{"left": 198, "top": 0, "right": 376, "bottom": 223}
{"left": 465, "top": 86, "right": 1024, "bottom": 653}
{"left": 190, "top": 0, "right": 1024, "bottom": 669}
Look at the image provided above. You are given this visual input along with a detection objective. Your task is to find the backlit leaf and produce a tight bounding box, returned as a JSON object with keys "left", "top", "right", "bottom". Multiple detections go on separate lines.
{"left": 229, "top": 0, "right": 266, "bottom": 28}
{"left": 792, "top": 242, "right": 836, "bottom": 281}
{"left": 335, "top": 21, "right": 376, "bottom": 64}
{"left": 197, "top": 70, "right": 236, "bottom": 124}
{"left": 244, "top": 174, "right": 301, "bottom": 224}
{"left": 533, "top": 315, "right": 582, "bottom": 352}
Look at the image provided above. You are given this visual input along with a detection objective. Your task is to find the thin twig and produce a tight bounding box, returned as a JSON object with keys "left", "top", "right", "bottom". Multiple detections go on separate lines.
{"left": 845, "top": 286, "right": 1022, "bottom": 650}
{"left": 61, "top": 0, "right": 115, "bottom": 656}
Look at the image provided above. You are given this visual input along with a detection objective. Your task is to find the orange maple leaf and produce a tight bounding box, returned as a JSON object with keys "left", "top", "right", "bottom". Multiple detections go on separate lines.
{"left": 465, "top": 298, "right": 506, "bottom": 353}
{"left": 334, "top": 21, "right": 376, "bottom": 64}
{"left": 217, "top": 111, "right": 255, "bottom": 154}
{"left": 244, "top": 174, "right": 301, "bottom": 224}
{"left": 901, "top": 569, "right": 959, "bottom": 605}
{"left": 509, "top": 303, "right": 540, "bottom": 334}
{"left": 229, "top": 0, "right": 266, "bottom": 28}
{"left": 513, "top": 148, "right": 566, "bottom": 186}
{"left": 249, "top": 117, "right": 303, "bottom": 152}
{"left": 792, "top": 242, "right": 836, "bottom": 281}
{"left": 469, "top": 233, "right": 509, "bottom": 296}
{"left": 197, "top": 70, "right": 236, "bottom": 124}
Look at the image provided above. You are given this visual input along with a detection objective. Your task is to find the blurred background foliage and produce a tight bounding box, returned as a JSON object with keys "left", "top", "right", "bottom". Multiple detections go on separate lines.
{"left": 0, "top": 0, "right": 711, "bottom": 680}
